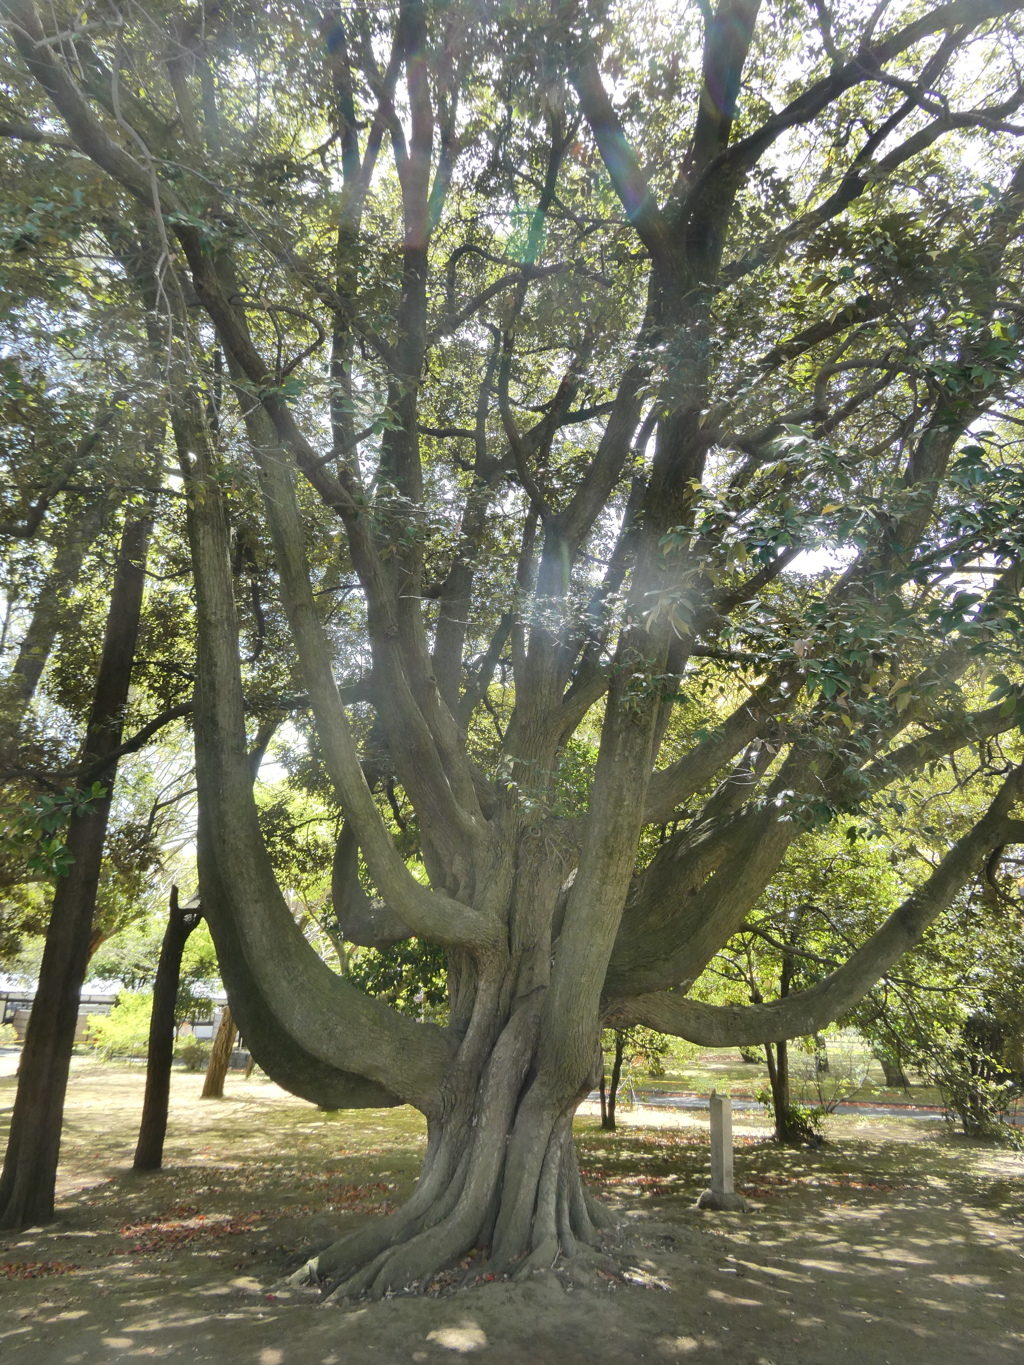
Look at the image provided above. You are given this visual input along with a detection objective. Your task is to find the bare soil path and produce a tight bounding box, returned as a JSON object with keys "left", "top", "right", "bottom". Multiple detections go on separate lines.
{"left": 1, "top": 1059, "right": 1022, "bottom": 1365}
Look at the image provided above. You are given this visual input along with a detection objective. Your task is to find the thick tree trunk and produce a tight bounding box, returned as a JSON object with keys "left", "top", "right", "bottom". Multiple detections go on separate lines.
{"left": 133, "top": 888, "right": 202, "bottom": 1171}
{"left": 876, "top": 1049, "right": 910, "bottom": 1090}
{"left": 0, "top": 507, "right": 152, "bottom": 1230}
{"left": 300, "top": 1006, "right": 615, "bottom": 1300}
{"left": 201, "top": 1005, "right": 237, "bottom": 1099}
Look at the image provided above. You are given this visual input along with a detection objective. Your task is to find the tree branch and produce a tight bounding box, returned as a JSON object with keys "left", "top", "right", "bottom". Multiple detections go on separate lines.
{"left": 681, "top": 0, "right": 1024, "bottom": 237}
{"left": 0, "top": 115, "right": 72, "bottom": 146}
{"left": 611, "top": 785, "right": 1024, "bottom": 1043}
{"left": 568, "top": 54, "right": 675, "bottom": 268}
{"left": 683, "top": 0, "right": 761, "bottom": 181}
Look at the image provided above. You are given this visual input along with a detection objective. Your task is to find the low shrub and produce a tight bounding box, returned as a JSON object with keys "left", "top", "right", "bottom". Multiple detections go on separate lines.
{"left": 756, "top": 1086, "right": 826, "bottom": 1145}
{"left": 174, "top": 1037, "right": 212, "bottom": 1072}
{"left": 87, "top": 992, "right": 152, "bottom": 1060}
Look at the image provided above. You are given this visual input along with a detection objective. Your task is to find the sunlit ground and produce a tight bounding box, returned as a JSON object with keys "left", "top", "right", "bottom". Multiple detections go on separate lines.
{"left": 1, "top": 1058, "right": 1022, "bottom": 1364}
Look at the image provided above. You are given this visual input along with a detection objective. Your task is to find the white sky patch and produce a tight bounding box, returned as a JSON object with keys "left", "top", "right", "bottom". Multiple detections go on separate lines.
{"left": 257, "top": 718, "right": 308, "bottom": 786}
{"left": 258, "top": 757, "right": 289, "bottom": 784}
{"left": 784, "top": 546, "right": 855, "bottom": 576}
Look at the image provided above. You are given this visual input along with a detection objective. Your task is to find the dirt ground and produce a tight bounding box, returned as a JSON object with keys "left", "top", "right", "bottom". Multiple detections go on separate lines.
{"left": 1, "top": 1058, "right": 1023, "bottom": 1365}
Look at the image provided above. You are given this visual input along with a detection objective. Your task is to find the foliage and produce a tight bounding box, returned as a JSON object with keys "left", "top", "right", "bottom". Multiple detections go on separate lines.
{"left": 852, "top": 885, "right": 1024, "bottom": 1141}
{"left": 89, "top": 917, "right": 221, "bottom": 1024}
{"left": 930, "top": 1024, "right": 1024, "bottom": 1147}
{"left": 0, "top": 785, "right": 106, "bottom": 880}
{"left": 0, "top": 880, "right": 47, "bottom": 968}
{"left": 754, "top": 1085, "right": 827, "bottom": 1145}
{"left": 789, "top": 1033, "right": 871, "bottom": 1116}
{"left": 347, "top": 941, "right": 449, "bottom": 1023}
{"left": 914, "top": 945, "right": 1024, "bottom": 1144}
{"left": 600, "top": 1026, "right": 670, "bottom": 1082}
{"left": 173, "top": 1037, "right": 212, "bottom": 1072}
{"left": 5, "top": 0, "right": 1024, "bottom": 1281}
{"left": 86, "top": 992, "right": 152, "bottom": 1061}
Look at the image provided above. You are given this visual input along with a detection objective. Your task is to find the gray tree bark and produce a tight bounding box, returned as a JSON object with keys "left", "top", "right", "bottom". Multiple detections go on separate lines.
{"left": 8, "top": 0, "right": 1024, "bottom": 1291}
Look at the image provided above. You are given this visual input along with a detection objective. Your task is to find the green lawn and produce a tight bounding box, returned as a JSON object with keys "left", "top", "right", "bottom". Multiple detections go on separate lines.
{"left": 626, "top": 1039, "right": 948, "bottom": 1110}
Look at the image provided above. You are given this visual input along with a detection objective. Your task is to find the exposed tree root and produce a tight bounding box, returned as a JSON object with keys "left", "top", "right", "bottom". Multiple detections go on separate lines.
{"left": 300, "top": 1103, "right": 618, "bottom": 1302}
{"left": 285, "top": 997, "right": 624, "bottom": 1304}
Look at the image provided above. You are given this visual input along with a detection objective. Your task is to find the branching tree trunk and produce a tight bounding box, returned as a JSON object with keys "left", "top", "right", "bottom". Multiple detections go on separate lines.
{"left": 5, "top": 0, "right": 1024, "bottom": 1291}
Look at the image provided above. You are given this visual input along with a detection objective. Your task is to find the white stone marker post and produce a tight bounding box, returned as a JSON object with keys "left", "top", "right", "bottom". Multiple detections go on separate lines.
{"left": 697, "top": 1091, "right": 750, "bottom": 1211}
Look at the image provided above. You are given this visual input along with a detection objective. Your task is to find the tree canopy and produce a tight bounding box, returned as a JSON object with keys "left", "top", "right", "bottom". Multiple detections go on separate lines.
{"left": 3, "top": 0, "right": 1024, "bottom": 1288}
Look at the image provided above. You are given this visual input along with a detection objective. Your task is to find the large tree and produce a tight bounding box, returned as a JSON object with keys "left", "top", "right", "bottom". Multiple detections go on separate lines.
{"left": 4, "top": 0, "right": 1024, "bottom": 1291}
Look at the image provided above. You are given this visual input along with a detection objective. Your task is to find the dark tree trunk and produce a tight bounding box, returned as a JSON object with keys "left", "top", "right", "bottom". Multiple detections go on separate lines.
{"left": 763, "top": 924, "right": 810, "bottom": 1145}
{"left": 764, "top": 1039, "right": 796, "bottom": 1142}
{"left": 0, "top": 507, "right": 152, "bottom": 1230}
{"left": 201, "top": 1004, "right": 237, "bottom": 1099}
{"left": 814, "top": 1034, "right": 829, "bottom": 1075}
{"left": 133, "top": 888, "right": 202, "bottom": 1171}
{"left": 598, "top": 1069, "right": 607, "bottom": 1126}
{"left": 877, "top": 1050, "right": 910, "bottom": 1090}
{"left": 603, "top": 1032, "right": 626, "bottom": 1131}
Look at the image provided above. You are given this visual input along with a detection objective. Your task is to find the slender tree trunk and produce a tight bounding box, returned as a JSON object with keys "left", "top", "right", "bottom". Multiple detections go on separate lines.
{"left": 603, "top": 1032, "right": 626, "bottom": 1131}
{"left": 201, "top": 1004, "right": 237, "bottom": 1099}
{"left": 765, "top": 927, "right": 805, "bottom": 1144}
{"left": 814, "top": 1033, "right": 829, "bottom": 1075}
{"left": 3, "top": 494, "right": 111, "bottom": 717}
{"left": 598, "top": 1069, "right": 607, "bottom": 1126}
{"left": 133, "top": 887, "right": 202, "bottom": 1171}
{"left": 764, "top": 1039, "right": 798, "bottom": 1143}
{"left": 774, "top": 1040, "right": 790, "bottom": 1131}
{"left": 0, "top": 506, "right": 153, "bottom": 1230}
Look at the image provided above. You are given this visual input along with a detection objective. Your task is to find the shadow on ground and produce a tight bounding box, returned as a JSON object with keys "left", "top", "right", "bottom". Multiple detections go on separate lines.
{"left": 1, "top": 1062, "right": 1022, "bottom": 1364}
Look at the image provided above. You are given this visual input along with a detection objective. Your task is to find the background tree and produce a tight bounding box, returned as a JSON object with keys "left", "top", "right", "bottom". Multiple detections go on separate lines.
{"left": 598, "top": 1026, "right": 668, "bottom": 1131}
{"left": 0, "top": 469, "right": 160, "bottom": 1227}
{"left": 852, "top": 880, "right": 1024, "bottom": 1139}
{"left": 3, "top": 0, "right": 1024, "bottom": 1293}
{"left": 0, "top": 197, "right": 200, "bottom": 1228}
